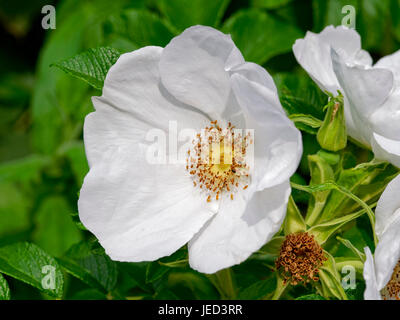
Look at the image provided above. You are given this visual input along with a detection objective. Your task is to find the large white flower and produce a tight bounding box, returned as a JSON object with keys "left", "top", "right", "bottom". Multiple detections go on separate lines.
{"left": 363, "top": 174, "right": 400, "bottom": 300}
{"left": 293, "top": 25, "right": 400, "bottom": 167}
{"left": 78, "top": 26, "right": 302, "bottom": 274}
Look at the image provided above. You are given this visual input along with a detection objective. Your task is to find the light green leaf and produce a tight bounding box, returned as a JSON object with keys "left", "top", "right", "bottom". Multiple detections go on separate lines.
{"left": 57, "top": 241, "right": 118, "bottom": 293}
{"left": 284, "top": 196, "right": 306, "bottom": 235}
{"left": 157, "top": 0, "right": 230, "bottom": 31}
{"left": 52, "top": 47, "right": 120, "bottom": 90}
{"left": 318, "top": 251, "right": 348, "bottom": 300}
{"left": 0, "top": 274, "right": 10, "bottom": 300}
{"left": 295, "top": 294, "right": 326, "bottom": 300}
{"left": 305, "top": 154, "right": 335, "bottom": 226}
{"left": 222, "top": 9, "right": 302, "bottom": 65}
{"left": 308, "top": 204, "right": 376, "bottom": 245}
{"left": 336, "top": 236, "right": 366, "bottom": 262}
{"left": 289, "top": 114, "right": 322, "bottom": 135}
{"left": 0, "top": 242, "right": 64, "bottom": 298}
{"left": 291, "top": 180, "right": 377, "bottom": 245}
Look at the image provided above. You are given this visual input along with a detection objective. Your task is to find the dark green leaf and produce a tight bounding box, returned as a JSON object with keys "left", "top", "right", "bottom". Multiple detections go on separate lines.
{"left": 0, "top": 242, "right": 64, "bottom": 298}
{"left": 222, "top": 9, "right": 302, "bottom": 64}
{"left": 57, "top": 241, "right": 118, "bottom": 293}
{"left": 32, "top": 196, "right": 82, "bottom": 257}
{"left": 157, "top": 0, "right": 230, "bottom": 31}
{"left": 52, "top": 47, "right": 121, "bottom": 90}
{"left": 238, "top": 277, "right": 276, "bottom": 300}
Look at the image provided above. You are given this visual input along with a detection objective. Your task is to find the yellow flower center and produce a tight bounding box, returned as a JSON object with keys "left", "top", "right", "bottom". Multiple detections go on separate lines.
{"left": 186, "top": 120, "right": 252, "bottom": 202}
{"left": 381, "top": 260, "right": 400, "bottom": 300}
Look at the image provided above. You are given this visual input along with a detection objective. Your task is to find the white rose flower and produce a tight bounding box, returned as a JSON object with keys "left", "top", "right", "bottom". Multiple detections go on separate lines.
{"left": 363, "top": 174, "right": 400, "bottom": 300}
{"left": 78, "top": 26, "right": 302, "bottom": 274}
{"left": 293, "top": 25, "right": 400, "bottom": 167}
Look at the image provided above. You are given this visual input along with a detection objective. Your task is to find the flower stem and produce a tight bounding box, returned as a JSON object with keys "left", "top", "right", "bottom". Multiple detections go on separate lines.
{"left": 208, "top": 268, "right": 237, "bottom": 300}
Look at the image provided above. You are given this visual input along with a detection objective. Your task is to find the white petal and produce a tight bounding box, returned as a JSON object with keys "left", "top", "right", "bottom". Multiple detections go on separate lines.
{"left": 293, "top": 25, "right": 371, "bottom": 94}
{"left": 78, "top": 146, "right": 216, "bottom": 262}
{"left": 369, "top": 88, "right": 400, "bottom": 140}
{"left": 371, "top": 133, "right": 400, "bottom": 168}
{"left": 331, "top": 49, "right": 394, "bottom": 147}
{"left": 375, "top": 49, "right": 400, "bottom": 85}
{"left": 159, "top": 26, "right": 244, "bottom": 119}
{"left": 374, "top": 216, "right": 400, "bottom": 290}
{"left": 188, "top": 181, "right": 291, "bottom": 274}
{"left": 363, "top": 247, "right": 381, "bottom": 300}
{"left": 231, "top": 73, "right": 302, "bottom": 190}
{"left": 375, "top": 174, "right": 400, "bottom": 238}
{"left": 86, "top": 46, "right": 210, "bottom": 167}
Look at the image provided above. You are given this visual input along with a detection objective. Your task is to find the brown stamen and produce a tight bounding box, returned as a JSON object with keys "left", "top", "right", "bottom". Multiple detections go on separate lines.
{"left": 275, "top": 232, "right": 327, "bottom": 286}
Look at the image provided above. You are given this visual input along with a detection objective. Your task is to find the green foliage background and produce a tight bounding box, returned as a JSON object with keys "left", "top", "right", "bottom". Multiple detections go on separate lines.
{"left": 1, "top": 0, "right": 400, "bottom": 300}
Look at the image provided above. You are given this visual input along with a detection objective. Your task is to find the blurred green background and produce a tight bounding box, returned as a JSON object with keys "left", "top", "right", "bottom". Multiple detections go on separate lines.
{"left": 1, "top": 0, "right": 400, "bottom": 300}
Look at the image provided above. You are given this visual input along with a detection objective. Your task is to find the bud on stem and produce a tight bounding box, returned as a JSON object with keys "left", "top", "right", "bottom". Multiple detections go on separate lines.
{"left": 317, "top": 92, "right": 347, "bottom": 152}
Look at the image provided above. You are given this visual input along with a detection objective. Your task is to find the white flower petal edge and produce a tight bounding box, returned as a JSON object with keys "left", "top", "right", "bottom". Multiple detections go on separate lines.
{"left": 363, "top": 175, "right": 400, "bottom": 299}
{"left": 293, "top": 25, "right": 400, "bottom": 168}
{"left": 363, "top": 247, "right": 382, "bottom": 300}
{"left": 79, "top": 46, "right": 217, "bottom": 261}
{"left": 79, "top": 25, "right": 303, "bottom": 273}
{"left": 189, "top": 181, "right": 291, "bottom": 274}
{"left": 292, "top": 25, "right": 372, "bottom": 94}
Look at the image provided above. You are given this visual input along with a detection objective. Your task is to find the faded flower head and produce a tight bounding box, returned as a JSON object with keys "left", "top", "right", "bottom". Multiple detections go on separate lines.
{"left": 276, "top": 232, "right": 327, "bottom": 286}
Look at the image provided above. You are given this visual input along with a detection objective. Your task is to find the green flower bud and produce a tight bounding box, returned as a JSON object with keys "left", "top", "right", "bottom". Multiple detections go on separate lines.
{"left": 317, "top": 93, "right": 347, "bottom": 152}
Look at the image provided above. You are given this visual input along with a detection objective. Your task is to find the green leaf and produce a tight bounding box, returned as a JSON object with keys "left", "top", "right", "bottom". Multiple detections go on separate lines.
{"left": 0, "top": 154, "right": 50, "bottom": 184}
{"left": 0, "top": 274, "right": 10, "bottom": 300}
{"left": 157, "top": 0, "right": 230, "bottom": 31}
{"left": 32, "top": 0, "right": 133, "bottom": 154}
{"left": 320, "top": 161, "right": 394, "bottom": 222}
{"left": 146, "top": 247, "right": 187, "bottom": 283}
{"left": 238, "top": 277, "right": 276, "bottom": 300}
{"left": 318, "top": 251, "right": 348, "bottom": 300}
{"left": 32, "top": 196, "right": 83, "bottom": 257}
{"left": 59, "top": 141, "right": 89, "bottom": 186}
{"left": 336, "top": 236, "right": 366, "bottom": 262}
{"left": 52, "top": 47, "right": 121, "bottom": 90}
{"left": 167, "top": 272, "right": 220, "bottom": 300}
{"left": 284, "top": 196, "right": 306, "bottom": 235}
{"left": 103, "top": 9, "right": 175, "bottom": 52}
{"left": 274, "top": 72, "right": 327, "bottom": 120}
{"left": 308, "top": 204, "right": 375, "bottom": 245}
{"left": 305, "top": 154, "right": 335, "bottom": 226}
{"left": 291, "top": 180, "right": 377, "bottom": 245}
{"left": 289, "top": 114, "right": 322, "bottom": 135}
{"left": 222, "top": 9, "right": 302, "bottom": 65}
{"left": 57, "top": 241, "right": 118, "bottom": 293}
{"left": 0, "top": 242, "right": 64, "bottom": 298}
{"left": 257, "top": 236, "right": 285, "bottom": 256}
{"left": 251, "top": 0, "right": 294, "bottom": 9}
{"left": 295, "top": 294, "right": 326, "bottom": 300}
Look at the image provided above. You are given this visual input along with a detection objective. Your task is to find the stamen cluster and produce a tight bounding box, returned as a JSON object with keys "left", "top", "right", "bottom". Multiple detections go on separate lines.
{"left": 186, "top": 120, "right": 252, "bottom": 202}
{"left": 276, "top": 232, "right": 327, "bottom": 286}
{"left": 381, "top": 261, "right": 400, "bottom": 300}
